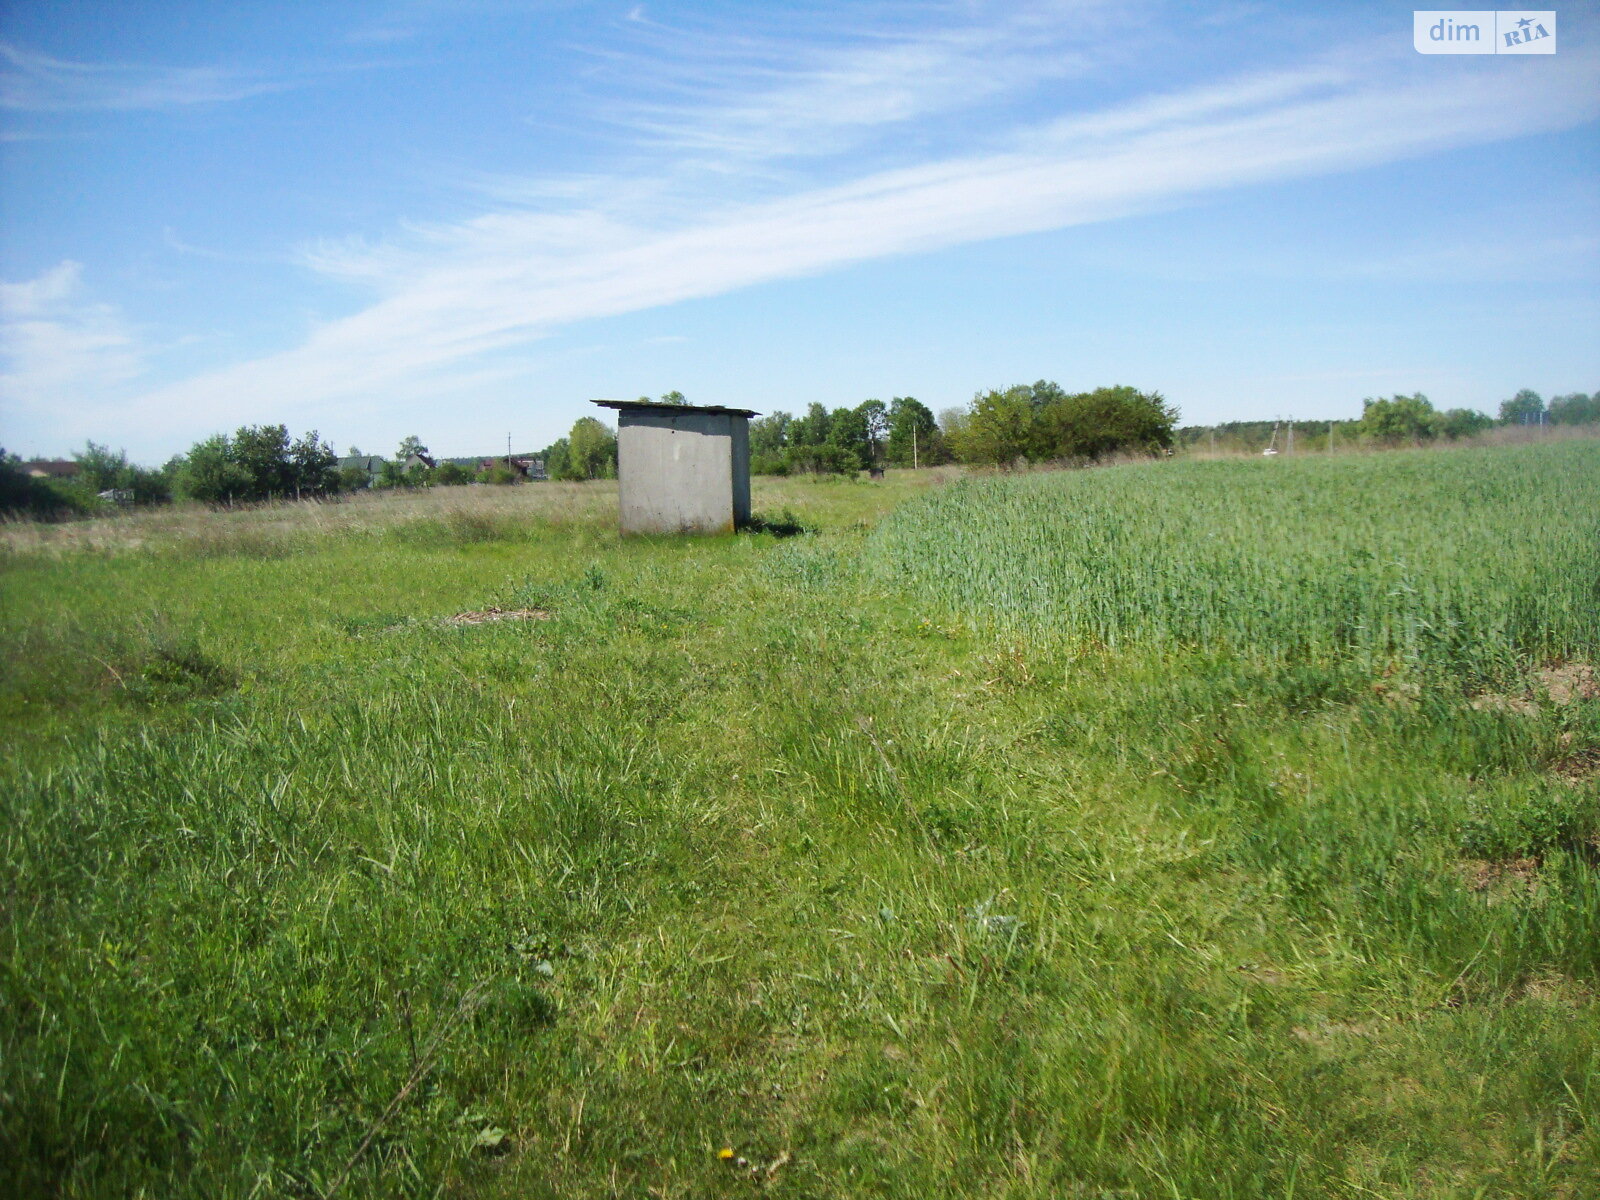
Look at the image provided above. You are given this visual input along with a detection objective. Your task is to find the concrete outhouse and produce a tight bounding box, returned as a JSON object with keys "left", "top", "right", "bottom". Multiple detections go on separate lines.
{"left": 592, "top": 399, "right": 757, "bottom": 535}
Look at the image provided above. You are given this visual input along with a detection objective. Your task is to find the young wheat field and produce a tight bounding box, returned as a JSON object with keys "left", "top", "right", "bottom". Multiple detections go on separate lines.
{"left": 2, "top": 442, "right": 1596, "bottom": 1199}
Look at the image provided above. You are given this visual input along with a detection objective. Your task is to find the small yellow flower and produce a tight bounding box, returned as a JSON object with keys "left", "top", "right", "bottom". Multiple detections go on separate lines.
{"left": 718, "top": 1146, "right": 735, "bottom": 1161}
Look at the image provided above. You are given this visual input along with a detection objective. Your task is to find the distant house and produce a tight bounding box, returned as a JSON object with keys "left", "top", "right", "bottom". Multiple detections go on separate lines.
{"left": 475, "top": 456, "right": 545, "bottom": 480}
{"left": 337, "top": 455, "right": 386, "bottom": 487}
{"left": 25, "top": 460, "right": 79, "bottom": 479}
{"left": 403, "top": 453, "right": 437, "bottom": 472}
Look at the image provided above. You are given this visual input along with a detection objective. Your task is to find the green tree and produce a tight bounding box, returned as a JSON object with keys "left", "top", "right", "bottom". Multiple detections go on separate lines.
{"left": 72, "top": 442, "right": 129, "bottom": 493}
{"left": 376, "top": 459, "right": 409, "bottom": 489}
{"left": 1039, "top": 386, "right": 1176, "bottom": 459}
{"left": 1548, "top": 392, "right": 1598, "bottom": 425}
{"left": 395, "top": 435, "right": 431, "bottom": 463}
{"left": 289, "top": 431, "right": 338, "bottom": 496}
{"left": 567, "top": 417, "right": 617, "bottom": 480}
{"left": 1498, "top": 389, "right": 1544, "bottom": 425}
{"left": 785, "top": 443, "right": 855, "bottom": 475}
{"left": 0, "top": 448, "right": 84, "bottom": 515}
{"left": 858, "top": 399, "right": 888, "bottom": 465}
{"left": 175, "top": 434, "right": 253, "bottom": 504}
{"left": 231, "top": 425, "right": 295, "bottom": 499}
{"left": 1437, "top": 408, "right": 1493, "bottom": 439}
{"left": 750, "top": 411, "right": 791, "bottom": 456}
{"left": 953, "top": 385, "right": 1040, "bottom": 465}
{"left": 540, "top": 439, "right": 572, "bottom": 482}
{"left": 790, "top": 403, "right": 832, "bottom": 448}
{"left": 886, "top": 397, "right": 939, "bottom": 466}
{"left": 338, "top": 463, "right": 374, "bottom": 491}
{"left": 433, "top": 461, "right": 473, "bottom": 486}
{"left": 1358, "top": 394, "right": 1439, "bottom": 445}
{"left": 826, "top": 405, "right": 872, "bottom": 471}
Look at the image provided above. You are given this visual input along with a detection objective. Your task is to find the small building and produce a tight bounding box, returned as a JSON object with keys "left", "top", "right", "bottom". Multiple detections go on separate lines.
{"left": 337, "top": 455, "right": 386, "bottom": 487}
{"left": 592, "top": 399, "right": 757, "bottom": 534}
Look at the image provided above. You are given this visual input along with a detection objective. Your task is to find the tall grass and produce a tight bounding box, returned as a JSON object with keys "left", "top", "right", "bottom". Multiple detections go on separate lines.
{"left": 871, "top": 441, "right": 1600, "bottom": 675}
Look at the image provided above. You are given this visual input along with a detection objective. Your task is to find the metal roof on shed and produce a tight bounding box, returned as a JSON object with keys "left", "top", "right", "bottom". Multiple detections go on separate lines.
{"left": 592, "top": 400, "right": 760, "bottom": 418}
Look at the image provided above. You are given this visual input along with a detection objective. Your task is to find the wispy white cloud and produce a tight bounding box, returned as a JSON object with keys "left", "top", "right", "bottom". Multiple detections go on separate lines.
{"left": 582, "top": 0, "right": 1124, "bottom": 163}
{"left": 0, "top": 262, "right": 143, "bottom": 425}
{"left": 119, "top": 38, "right": 1596, "bottom": 434}
{"left": 0, "top": 40, "right": 298, "bottom": 112}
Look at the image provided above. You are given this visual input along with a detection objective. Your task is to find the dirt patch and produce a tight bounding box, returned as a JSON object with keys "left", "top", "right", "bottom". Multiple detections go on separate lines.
{"left": 1290, "top": 1020, "right": 1380, "bottom": 1045}
{"left": 1468, "top": 693, "right": 1540, "bottom": 717}
{"left": 1537, "top": 662, "right": 1598, "bottom": 706}
{"left": 446, "top": 607, "right": 551, "bottom": 626}
{"left": 1516, "top": 972, "right": 1595, "bottom": 1008}
{"left": 1551, "top": 747, "right": 1600, "bottom": 788}
{"left": 1459, "top": 856, "right": 1541, "bottom": 895}
{"left": 1468, "top": 662, "right": 1596, "bottom": 717}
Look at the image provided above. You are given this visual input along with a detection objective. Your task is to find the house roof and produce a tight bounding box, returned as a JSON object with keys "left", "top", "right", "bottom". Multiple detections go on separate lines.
{"left": 592, "top": 399, "right": 759, "bottom": 419}
{"left": 25, "top": 460, "right": 79, "bottom": 477}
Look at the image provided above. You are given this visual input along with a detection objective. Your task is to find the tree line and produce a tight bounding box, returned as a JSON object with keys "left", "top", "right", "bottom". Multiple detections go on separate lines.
{"left": 8, "top": 383, "right": 1592, "bottom": 518}
{"left": 1179, "top": 388, "right": 1599, "bottom": 453}
{"left": 750, "top": 384, "right": 1176, "bottom": 474}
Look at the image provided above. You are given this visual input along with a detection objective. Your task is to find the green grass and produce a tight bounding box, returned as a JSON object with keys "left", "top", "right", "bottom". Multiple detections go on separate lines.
{"left": 1, "top": 451, "right": 1597, "bottom": 1199}
{"left": 870, "top": 441, "right": 1600, "bottom": 676}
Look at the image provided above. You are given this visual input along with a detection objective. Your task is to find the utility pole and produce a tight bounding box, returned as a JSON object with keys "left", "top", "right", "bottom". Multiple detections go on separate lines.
{"left": 912, "top": 425, "right": 919, "bottom": 470}
{"left": 1287, "top": 420, "right": 1294, "bottom": 455}
{"left": 1328, "top": 421, "right": 1334, "bottom": 454}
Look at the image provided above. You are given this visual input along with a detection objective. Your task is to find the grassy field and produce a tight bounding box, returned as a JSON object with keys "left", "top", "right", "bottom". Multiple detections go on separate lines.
{"left": 2, "top": 444, "right": 1596, "bottom": 1199}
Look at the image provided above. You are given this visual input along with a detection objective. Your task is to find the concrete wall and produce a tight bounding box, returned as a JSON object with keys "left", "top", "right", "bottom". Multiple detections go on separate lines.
{"left": 616, "top": 408, "right": 750, "bottom": 534}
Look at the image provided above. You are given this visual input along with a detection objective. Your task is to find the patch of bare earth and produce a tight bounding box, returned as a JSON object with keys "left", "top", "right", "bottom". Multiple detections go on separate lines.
{"left": 1537, "top": 662, "right": 1598, "bottom": 706}
{"left": 446, "top": 607, "right": 551, "bottom": 626}
{"left": 1469, "top": 660, "right": 1596, "bottom": 717}
{"left": 1459, "top": 856, "right": 1541, "bottom": 897}
{"left": 1551, "top": 747, "right": 1600, "bottom": 788}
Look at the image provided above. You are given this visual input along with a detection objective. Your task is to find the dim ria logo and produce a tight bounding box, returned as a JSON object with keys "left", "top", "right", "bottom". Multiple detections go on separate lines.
{"left": 1414, "top": 11, "right": 1555, "bottom": 53}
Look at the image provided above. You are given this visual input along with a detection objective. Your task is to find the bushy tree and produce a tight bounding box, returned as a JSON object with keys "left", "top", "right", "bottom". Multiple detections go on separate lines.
{"left": 433, "top": 461, "right": 473, "bottom": 486}
{"left": 173, "top": 426, "right": 339, "bottom": 503}
{"left": 789, "top": 403, "right": 833, "bottom": 449}
{"left": 1437, "top": 408, "right": 1493, "bottom": 439}
{"left": 540, "top": 439, "right": 572, "bottom": 482}
{"left": 338, "top": 463, "right": 375, "bottom": 491}
{"left": 176, "top": 434, "right": 253, "bottom": 504}
{"left": 1358, "top": 394, "right": 1438, "bottom": 444}
{"left": 0, "top": 449, "right": 89, "bottom": 516}
{"left": 1548, "top": 392, "right": 1598, "bottom": 425}
{"left": 750, "top": 411, "right": 791, "bottom": 458}
{"left": 952, "top": 385, "right": 1042, "bottom": 465}
{"left": 826, "top": 405, "right": 871, "bottom": 471}
{"left": 290, "top": 431, "right": 339, "bottom": 496}
{"left": 69, "top": 441, "right": 173, "bottom": 504}
{"left": 1499, "top": 389, "right": 1544, "bottom": 425}
{"left": 886, "top": 397, "right": 941, "bottom": 466}
{"left": 232, "top": 425, "right": 295, "bottom": 497}
{"left": 566, "top": 417, "right": 617, "bottom": 480}
{"left": 947, "top": 381, "right": 1175, "bottom": 466}
{"left": 1042, "top": 386, "right": 1176, "bottom": 459}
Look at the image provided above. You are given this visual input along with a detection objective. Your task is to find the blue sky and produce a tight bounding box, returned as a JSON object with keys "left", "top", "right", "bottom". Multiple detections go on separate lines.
{"left": 1, "top": 1, "right": 1596, "bottom": 462}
